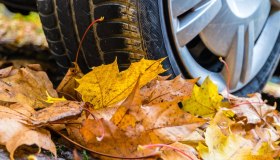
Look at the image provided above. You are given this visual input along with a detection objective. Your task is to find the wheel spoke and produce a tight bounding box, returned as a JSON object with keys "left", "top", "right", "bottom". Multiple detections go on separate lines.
{"left": 223, "top": 25, "right": 245, "bottom": 89}
{"left": 171, "top": 0, "right": 202, "bottom": 17}
{"left": 176, "top": 0, "right": 222, "bottom": 47}
{"left": 241, "top": 21, "right": 254, "bottom": 83}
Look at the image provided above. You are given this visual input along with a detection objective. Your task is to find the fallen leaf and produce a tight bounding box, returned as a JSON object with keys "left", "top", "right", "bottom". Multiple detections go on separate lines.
{"left": 31, "top": 101, "right": 84, "bottom": 126}
{"left": 160, "top": 142, "right": 198, "bottom": 160}
{"left": 80, "top": 119, "right": 156, "bottom": 158}
{"left": 57, "top": 62, "right": 83, "bottom": 100}
{"left": 229, "top": 93, "right": 276, "bottom": 124}
{"left": 140, "top": 75, "right": 197, "bottom": 105}
{"left": 76, "top": 59, "right": 165, "bottom": 109}
{"left": 0, "top": 66, "right": 13, "bottom": 78}
{"left": 0, "top": 104, "right": 56, "bottom": 160}
{"left": 45, "top": 91, "right": 67, "bottom": 103}
{"left": 110, "top": 78, "right": 205, "bottom": 131}
{"left": 183, "top": 77, "right": 223, "bottom": 118}
{"left": 197, "top": 124, "right": 273, "bottom": 160}
{"left": 6, "top": 128, "right": 56, "bottom": 160}
{"left": 79, "top": 81, "right": 205, "bottom": 158}
{"left": 0, "top": 65, "right": 57, "bottom": 108}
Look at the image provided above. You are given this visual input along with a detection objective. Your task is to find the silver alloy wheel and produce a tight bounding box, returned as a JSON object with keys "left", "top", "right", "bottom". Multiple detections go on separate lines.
{"left": 167, "top": 0, "right": 280, "bottom": 92}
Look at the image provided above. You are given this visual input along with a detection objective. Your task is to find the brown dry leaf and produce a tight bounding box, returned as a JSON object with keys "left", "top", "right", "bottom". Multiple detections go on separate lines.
{"left": 140, "top": 75, "right": 198, "bottom": 105}
{"left": 0, "top": 66, "right": 14, "bottom": 78}
{"left": 160, "top": 142, "right": 198, "bottom": 160}
{"left": 31, "top": 101, "right": 84, "bottom": 126}
{"left": 57, "top": 62, "right": 83, "bottom": 100}
{"left": 80, "top": 119, "right": 156, "bottom": 159}
{"left": 229, "top": 93, "right": 276, "bottom": 124}
{"left": 6, "top": 128, "right": 56, "bottom": 160}
{"left": 0, "top": 65, "right": 57, "bottom": 109}
{"left": 0, "top": 104, "right": 56, "bottom": 160}
{"left": 110, "top": 79, "right": 205, "bottom": 131}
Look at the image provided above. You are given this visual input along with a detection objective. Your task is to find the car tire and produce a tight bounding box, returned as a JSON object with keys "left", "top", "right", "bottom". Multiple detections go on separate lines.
{"left": 37, "top": 0, "right": 280, "bottom": 96}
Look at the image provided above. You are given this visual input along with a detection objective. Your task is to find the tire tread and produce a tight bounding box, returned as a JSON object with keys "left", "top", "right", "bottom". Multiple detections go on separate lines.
{"left": 37, "top": 0, "right": 146, "bottom": 71}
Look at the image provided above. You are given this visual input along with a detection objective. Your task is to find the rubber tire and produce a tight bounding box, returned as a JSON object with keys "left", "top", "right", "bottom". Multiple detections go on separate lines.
{"left": 1, "top": 0, "right": 37, "bottom": 12}
{"left": 37, "top": 0, "right": 280, "bottom": 96}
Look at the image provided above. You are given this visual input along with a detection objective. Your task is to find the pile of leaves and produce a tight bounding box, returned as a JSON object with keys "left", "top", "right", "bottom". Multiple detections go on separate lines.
{"left": 0, "top": 5, "right": 47, "bottom": 48}
{"left": 0, "top": 58, "right": 280, "bottom": 160}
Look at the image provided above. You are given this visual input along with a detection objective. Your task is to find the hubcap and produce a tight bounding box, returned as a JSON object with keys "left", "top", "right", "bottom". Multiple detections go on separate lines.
{"left": 167, "top": 0, "right": 280, "bottom": 92}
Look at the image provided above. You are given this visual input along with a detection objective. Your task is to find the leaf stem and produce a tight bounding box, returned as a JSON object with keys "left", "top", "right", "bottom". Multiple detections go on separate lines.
{"left": 48, "top": 126, "right": 159, "bottom": 159}
{"left": 219, "top": 57, "right": 231, "bottom": 103}
{"left": 139, "top": 144, "right": 195, "bottom": 160}
{"left": 75, "top": 17, "right": 104, "bottom": 63}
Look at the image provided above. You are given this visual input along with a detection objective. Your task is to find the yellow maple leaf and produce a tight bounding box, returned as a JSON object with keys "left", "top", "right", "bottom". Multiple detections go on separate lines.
{"left": 182, "top": 77, "right": 223, "bottom": 118}
{"left": 76, "top": 58, "right": 165, "bottom": 109}
{"left": 197, "top": 124, "right": 274, "bottom": 160}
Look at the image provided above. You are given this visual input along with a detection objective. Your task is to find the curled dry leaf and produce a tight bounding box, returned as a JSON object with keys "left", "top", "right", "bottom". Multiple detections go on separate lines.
{"left": 0, "top": 65, "right": 57, "bottom": 109}
{"left": 76, "top": 59, "right": 166, "bottom": 109}
{"left": 6, "top": 129, "right": 56, "bottom": 160}
{"left": 182, "top": 77, "right": 223, "bottom": 118}
{"left": 0, "top": 104, "right": 56, "bottom": 160}
{"left": 32, "top": 101, "right": 84, "bottom": 126}
{"left": 57, "top": 62, "right": 84, "bottom": 100}
{"left": 0, "top": 66, "right": 14, "bottom": 78}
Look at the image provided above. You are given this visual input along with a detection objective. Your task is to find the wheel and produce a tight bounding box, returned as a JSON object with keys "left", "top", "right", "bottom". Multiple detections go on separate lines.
{"left": 37, "top": 0, "right": 280, "bottom": 96}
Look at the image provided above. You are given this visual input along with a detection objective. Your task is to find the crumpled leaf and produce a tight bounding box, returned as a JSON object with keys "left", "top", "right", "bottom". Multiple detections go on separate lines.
{"left": 0, "top": 104, "right": 56, "bottom": 160}
{"left": 197, "top": 124, "right": 273, "bottom": 160}
{"left": 6, "top": 129, "right": 56, "bottom": 160}
{"left": 0, "top": 65, "right": 58, "bottom": 108}
{"left": 140, "top": 75, "right": 198, "bottom": 105}
{"left": 76, "top": 59, "right": 165, "bottom": 109}
{"left": 182, "top": 77, "right": 223, "bottom": 118}
{"left": 57, "top": 62, "right": 83, "bottom": 100}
